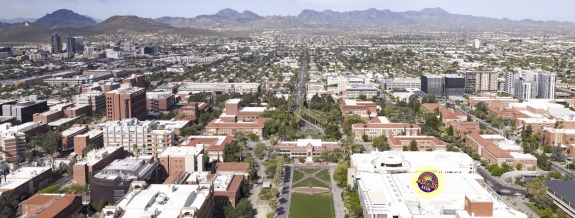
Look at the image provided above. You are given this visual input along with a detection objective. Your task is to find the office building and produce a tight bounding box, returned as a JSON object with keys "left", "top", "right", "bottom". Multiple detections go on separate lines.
{"left": 327, "top": 75, "right": 367, "bottom": 94}
{"left": 90, "top": 157, "right": 159, "bottom": 203}
{"left": 50, "top": 33, "right": 62, "bottom": 54}
{"left": 0, "top": 123, "right": 26, "bottom": 162}
{"left": 504, "top": 70, "right": 556, "bottom": 99}
{"left": 102, "top": 183, "right": 214, "bottom": 218}
{"left": 73, "top": 91, "right": 105, "bottom": 111}
{"left": 73, "top": 146, "right": 124, "bottom": 185}
{"left": 220, "top": 99, "right": 267, "bottom": 122}
{"left": 73, "top": 130, "right": 104, "bottom": 155}
{"left": 464, "top": 71, "right": 499, "bottom": 94}
{"left": 64, "top": 105, "right": 92, "bottom": 118}
{"left": 2, "top": 99, "right": 49, "bottom": 124}
{"left": 178, "top": 82, "right": 260, "bottom": 95}
{"left": 146, "top": 92, "right": 176, "bottom": 113}
{"left": 61, "top": 125, "right": 88, "bottom": 151}
{"left": 0, "top": 167, "right": 53, "bottom": 198}
{"left": 344, "top": 84, "right": 380, "bottom": 99}
{"left": 275, "top": 135, "right": 344, "bottom": 160}
{"left": 383, "top": 78, "right": 421, "bottom": 90}
{"left": 158, "top": 146, "right": 205, "bottom": 180}
{"left": 22, "top": 194, "right": 83, "bottom": 218}
{"left": 105, "top": 85, "right": 146, "bottom": 121}
{"left": 421, "top": 74, "right": 465, "bottom": 97}
{"left": 98, "top": 118, "right": 188, "bottom": 157}
{"left": 123, "top": 74, "right": 146, "bottom": 88}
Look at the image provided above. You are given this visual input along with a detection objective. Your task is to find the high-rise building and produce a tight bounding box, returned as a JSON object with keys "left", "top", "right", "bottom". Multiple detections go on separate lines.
{"left": 464, "top": 71, "right": 499, "bottom": 94}
{"left": 66, "top": 36, "right": 84, "bottom": 54}
{"left": 473, "top": 39, "right": 481, "bottom": 49}
{"left": 504, "top": 70, "right": 556, "bottom": 99}
{"left": 50, "top": 33, "right": 62, "bottom": 54}
{"left": 105, "top": 85, "right": 146, "bottom": 121}
{"left": 421, "top": 74, "right": 465, "bottom": 97}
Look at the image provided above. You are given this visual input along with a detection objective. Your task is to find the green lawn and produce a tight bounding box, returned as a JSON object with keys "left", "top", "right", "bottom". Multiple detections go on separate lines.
{"left": 293, "top": 177, "right": 329, "bottom": 188}
{"left": 316, "top": 169, "right": 331, "bottom": 182}
{"left": 289, "top": 193, "right": 335, "bottom": 218}
{"left": 301, "top": 168, "right": 320, "bottom": 174}
{"left": 525, "top": 202, "right": 544, "bottom": 217}
{"left": 302, "top": 134, "right": 322, "bottom": 139}
{"left": 293, "top": 170, "right": 305, "bottom": 182}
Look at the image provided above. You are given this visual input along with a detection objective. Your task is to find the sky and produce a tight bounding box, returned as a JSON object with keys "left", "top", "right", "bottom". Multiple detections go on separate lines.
{"left": 0, "top": 0, "right": 574, "bottom": 22}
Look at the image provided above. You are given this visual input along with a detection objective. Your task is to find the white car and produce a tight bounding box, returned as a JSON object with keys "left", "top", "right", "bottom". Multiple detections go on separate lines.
{"left": 514, "top": 193, "right": 522, "bottom": 196}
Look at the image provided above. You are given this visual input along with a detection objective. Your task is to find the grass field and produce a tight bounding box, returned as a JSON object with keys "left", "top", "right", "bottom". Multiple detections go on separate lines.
{"left": 293, "top": 177, "right": 329, "bottom": 188}
{"left": 525, "top": 202, "right": 544, "bottom": 217}
{"left": 289, "top": 193, "right": 335, "bottom": 218}
{"left": 301, "top": 168, "right": 320, "bottom": 174}
{"left": 316, "top": 169, "right": 331, "bottom": 182}
{"left": 293, "top": 170, "right": 305, "bottom": 182}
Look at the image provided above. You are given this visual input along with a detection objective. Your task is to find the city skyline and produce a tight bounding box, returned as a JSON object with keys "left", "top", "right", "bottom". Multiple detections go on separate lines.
{"left": 1, "top": 0, "right": 575, "bottom": 22}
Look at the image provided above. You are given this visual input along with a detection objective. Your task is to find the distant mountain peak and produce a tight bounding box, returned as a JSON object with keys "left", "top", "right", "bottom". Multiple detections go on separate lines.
{"left": 216, "top": 8, "right": 242, "bottom": 18}
{"left": 33, "top": 9, "right": 96, "bottom": 29}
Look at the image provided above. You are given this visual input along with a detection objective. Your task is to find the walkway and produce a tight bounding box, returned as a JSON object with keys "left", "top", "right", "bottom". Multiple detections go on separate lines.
{"left": 277, "top": 165, "right": 293, "bottom": 218}
{"left": 291, "top": 168, "right": 331, "bottom": 186}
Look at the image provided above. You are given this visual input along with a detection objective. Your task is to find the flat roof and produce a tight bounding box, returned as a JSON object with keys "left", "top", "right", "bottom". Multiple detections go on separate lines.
{"left": 351, "top": 151, "right": 474, "bottom": 174}
{"left": 544, "top": 180, "right": 575, "bottom": 205}
{"left": 226, "top": 99, "right": 242, "bottom": 104}
{"left": 159, "top": 146, "right": 203, "bottom": 157}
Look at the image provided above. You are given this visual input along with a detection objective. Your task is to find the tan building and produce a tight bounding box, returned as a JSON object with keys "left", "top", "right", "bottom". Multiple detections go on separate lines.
{"left": 220, "top": 99, "right": 267, "bottom": 122}
{"left": 447, "top": 121, "right": 480, "bottom": 138}
{"left": 105, "top": 85, "right": 146, "bottom": 121}
{"left": 73, "top": 91, "right": 105, "bottom": 111}
{"left": 205, "top": 118, "right": 266, "bottom": 139}
{"left": 387, "top": 136, "right": 446, "bottom": 151}
{"left": 468, "top": 95, "right": 519, "bottom": 109}
{"left": 351, "top": 118, "right": 421, "bottom": 141}
{"left": 97, "top": 118, "right": 189, "bottom": 157}
{"left": 178, "top": 102, "right": 209, "bottom": 122}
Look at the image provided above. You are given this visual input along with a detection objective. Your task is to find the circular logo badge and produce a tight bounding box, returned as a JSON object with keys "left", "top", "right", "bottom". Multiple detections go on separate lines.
{"left": 416, "top": 171, "right": 439, "bottom": 193}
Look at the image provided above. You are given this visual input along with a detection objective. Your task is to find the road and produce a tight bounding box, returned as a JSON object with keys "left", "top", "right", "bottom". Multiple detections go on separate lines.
{"left": 329, "top": 167, "right": 345, "bottom": 218}
{"left": 556, "top": 87, "right": 575, "bottom": 95}
{"left": 551, "top": 161, "right": 575, "bottom": 179}
{"left": 450, "top": 103, "right": 507, "bottom": 136}
{"left": 301, "top": 118, "right": 324, "bottom": 135}
{"left": 277, "top": 165, "right": 293, "bottom": 218}
{"left": 292, "top": 52, "right": 307, "bottom": 113}
{"left": 477, "top": 167, "right": 526, "bottom": 196}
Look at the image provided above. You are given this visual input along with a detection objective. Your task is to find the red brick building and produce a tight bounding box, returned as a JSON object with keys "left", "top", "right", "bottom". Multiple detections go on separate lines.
{"left": 340, "top": 99, "right": 379, "bottom": 120}
{"left": 61, "top": 124, "right": 88, "bottom": 151}
{"left": 64, "top": 105, "right": 92, "bottom": 118}
{"left": 72, "top": 146, "right": 125, "bottom": 185}
{"left": 387, "top": 136, "right": 446, "bottom": 151}
{"left": 179, "top": 135, "right": 234, "bottom": 162}
{"left": 105, "top": 86, "right": 146, "bottom": 121}
{"left": 146, "top": 92, "right": 176, "bottom": 113}
{"left": 447, "top": 121, "right": 480, "bottom": 138}
{"left": 158, "top": 146, "right": 205, "bottom": 181}
{"left": 275, "top": 136, "right": 344, "bottom": 159}
{"left": 0, "top": 167, "right": 53, "bottom": 198}
{"left": 466, "top": 134, "right": 536, "bottom": 168}
{"left": 177, "top": 102, "right": 208, "bottom": 121}
{"left": 22, "top": 194, "right": 83, "bottom": 218}
{"left": 122, "top": 74, "right": 146, "bottom": 88}
{"left": 73, "top": 130, "right": 103, "bottom": 155}
{"left": 352, "top": 123, "right": 421, "bottom": 141}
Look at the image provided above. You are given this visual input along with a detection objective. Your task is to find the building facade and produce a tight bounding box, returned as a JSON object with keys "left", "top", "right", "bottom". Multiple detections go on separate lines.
{"left": 105, "top": 86, "right": 146, "bottom": 121}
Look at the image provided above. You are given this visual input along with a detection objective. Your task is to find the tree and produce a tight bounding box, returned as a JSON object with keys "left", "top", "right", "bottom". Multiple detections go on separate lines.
{"left": 0, "top": 190, "right": 19, "bottom": 218}
{"left": 551, "top": 145, "right": 566, "bottom": 162}
{"left": 247, "top": 133, "right": 259, "bottom": 142}
{"left": 266, "top": 212, "right": 275, "bottom": 218}
{"left": 372, "top": 135, "right": 389, "bottom": 151}
{"left": 254, "top": 143, "right": 268, "bottom": 159}
{"left": 334, "top": 161, "right": 350, "bottom": 186}
{"left": 343, "top": 115, "right": 365, "bottom": 135}
{"left": 403, "top": 146, "right": 408, "bottom": 151}
{"left": 223, "top": 140, "right": 241, "bottom": 162}
{"left": 42, "top": 131, "right": 61, "bottom": 167}
{"left": 516, "top": 163, "right": 523, "bottom": 171}
{"left": 541, "top": 208, "right": 554, "bottom": 218}
{"left": 269, "top": 199, "right": 278, "bottom": 211}
{"left": 362, "top": 134, "right": 368, "bottom": 142}
{"left": 324, "top": 122, "right": 342, "bottom": 140}
{"left": 409, "top": 140, "right": 418, "bottom": 151}
{"left": 224, "top": 198, "right": 254, "bottom": 218}
{"left": 475, "top": 102, "right": 489, "bottom": 113}
{"left": 527, "top": 176, "right": 553, "bottom": 209}
{"left": 446, "top": 125, "right": 454, "bottom": 136}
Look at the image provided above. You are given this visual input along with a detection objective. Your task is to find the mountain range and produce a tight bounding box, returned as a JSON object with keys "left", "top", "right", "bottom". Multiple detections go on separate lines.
{"left": 0, "top": 8, "right": 573, "bottom": 42}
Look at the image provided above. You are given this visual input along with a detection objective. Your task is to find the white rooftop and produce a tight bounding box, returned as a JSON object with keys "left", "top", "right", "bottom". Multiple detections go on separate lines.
{"left": 159, "top": 146, "right": 203, "bottom": 157}
{"left": 78, "top": 146, "right": 122, "bottom": 166}
{"left": 180, "top": 135, "right": 228, "bottom": 146}
{"left": 213, "top": 173, "right": 234, "bottom": 192}
{"left": 226, "top": 99, "right": 242, "bottom": 104}
{"left": 238, "top": 107, "right": 267, "bottom": 113}
{"left": 356, "top": 172, "right": 526, "bottom": 218}
{"left": 115, "top": 184, "right": 211, "bottom": 218}
{"left": 61, "top": 126, "right": 87, "bottom": 137}
{"left": 351, "top": 151, "right": 475, "bottom": 174}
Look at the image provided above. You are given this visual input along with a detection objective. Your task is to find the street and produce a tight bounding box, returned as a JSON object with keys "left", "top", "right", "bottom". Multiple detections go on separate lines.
{"left": 276, "top": 165, "right": 293, "bottom": 218}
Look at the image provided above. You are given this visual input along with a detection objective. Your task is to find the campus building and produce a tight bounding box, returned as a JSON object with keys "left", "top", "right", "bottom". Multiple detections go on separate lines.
{"left": 73, "top": 146, "right": 125, "bottom": 185}
{"left": 158, "top": 146, "right": 206, "bottom": 181}
{"left": 466, "top": 134, "right": 537, "bottom": 168}
{"left": 146, "top": 92, "right": 176, "bottom": 113}
{"left": 351, "top": 116, "right": 421, "bottom": 141}
{"left": 22, "top": 194, "right": 83, "bottom": 218}
{"left": 340, "top": 99, "right": 380, "bottom": 120}
{"left": 105, "top": 85, "right": 146, "bottom": 121}
{"left": 387, "top": 136, "right": 446, "bottom": 151}
{"left": 275, "top": 136, "right": 344, "bottom": 160}
{"left": 179, "top": 135, "right": 234, "bottom": 162}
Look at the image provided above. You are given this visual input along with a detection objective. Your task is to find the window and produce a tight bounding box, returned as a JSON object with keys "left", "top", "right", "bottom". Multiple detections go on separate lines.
{"left": 114, "top": 190, "right": 124, "bottom": 196}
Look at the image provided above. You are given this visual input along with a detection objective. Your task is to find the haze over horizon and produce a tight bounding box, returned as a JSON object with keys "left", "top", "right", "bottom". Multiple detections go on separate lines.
{"left": 1, "top": 0, "right": 574, "bottom": 23}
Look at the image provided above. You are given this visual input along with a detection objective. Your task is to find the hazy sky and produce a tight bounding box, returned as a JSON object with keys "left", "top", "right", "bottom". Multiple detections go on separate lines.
{"left": 1, "top": 0, "right": 574, "bottom": 22}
